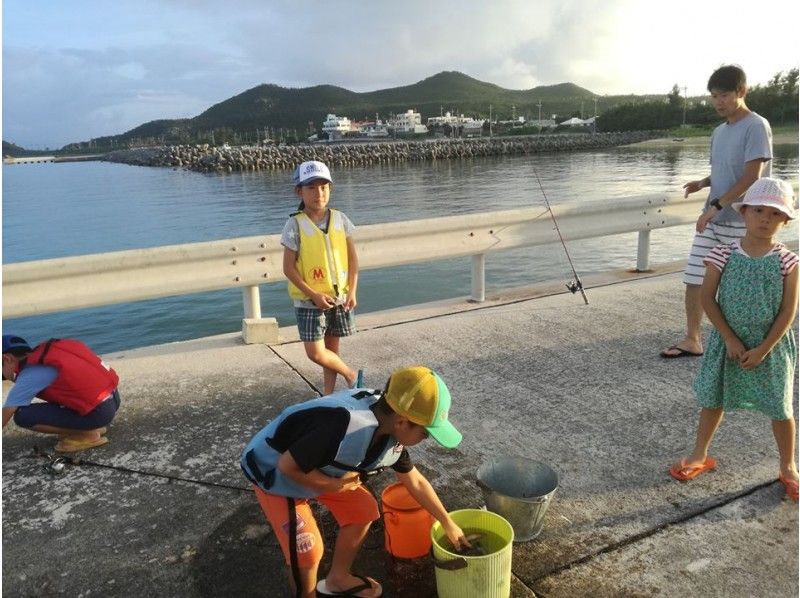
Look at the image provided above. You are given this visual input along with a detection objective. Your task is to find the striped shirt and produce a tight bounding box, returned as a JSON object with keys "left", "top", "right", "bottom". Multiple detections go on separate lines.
{"left": 704, "top": 240, "right": 798, "bottom": 276}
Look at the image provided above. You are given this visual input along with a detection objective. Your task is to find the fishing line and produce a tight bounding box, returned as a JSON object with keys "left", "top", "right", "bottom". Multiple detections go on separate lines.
{"left": 32, "top": 444, "right": 249, "bottom": 492}
{"left": 531, "top": 168, "right": 589, "bottom": 305}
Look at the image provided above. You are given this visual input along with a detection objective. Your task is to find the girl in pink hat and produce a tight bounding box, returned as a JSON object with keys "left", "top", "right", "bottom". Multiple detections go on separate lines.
{"left": 670, "top": 177, "right": 799, "bottom": 501}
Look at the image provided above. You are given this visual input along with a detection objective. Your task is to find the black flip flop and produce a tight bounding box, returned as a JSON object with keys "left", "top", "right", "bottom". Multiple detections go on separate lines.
{"left": 316, "top": 574, "right": 382, "bottom": 597}
{"left": 660, "top": 346, "right": 703, "bottom": 359}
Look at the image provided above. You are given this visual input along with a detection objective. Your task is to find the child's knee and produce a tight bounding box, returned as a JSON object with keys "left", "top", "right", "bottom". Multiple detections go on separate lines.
{"left": 12, "top": 408, "right": 36, "bottom": 429}
{"left": 303, "top": 342, "right": 325, "bottom": 362}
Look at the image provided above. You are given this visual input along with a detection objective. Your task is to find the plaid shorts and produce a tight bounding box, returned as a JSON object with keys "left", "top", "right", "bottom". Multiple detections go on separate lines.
{"left": 683, "top": 220, "right": 746, "bottom": 286}
{"left": 294, "top": 304, "right": 356, "bottom": 342}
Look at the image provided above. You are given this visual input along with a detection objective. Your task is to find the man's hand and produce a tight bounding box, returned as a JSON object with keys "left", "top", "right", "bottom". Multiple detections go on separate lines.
{"left": 683, "top": 179, "right": 706, "bottom": 198}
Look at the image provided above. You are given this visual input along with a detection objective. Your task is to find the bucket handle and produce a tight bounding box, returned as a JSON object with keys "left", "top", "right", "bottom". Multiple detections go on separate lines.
{"left": 475, "top": 479, "right": 552, "bottom": 503}
{"left": 430, "top": 548, "right": 468, "bottom": 571}
{"left": 475, "top": 479, "right": 493, "bottom": 493}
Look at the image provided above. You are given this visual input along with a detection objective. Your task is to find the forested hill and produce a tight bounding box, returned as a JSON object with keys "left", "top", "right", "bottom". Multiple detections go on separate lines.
{"left": 84, "top": 71, "right": 626, "bottom": 147}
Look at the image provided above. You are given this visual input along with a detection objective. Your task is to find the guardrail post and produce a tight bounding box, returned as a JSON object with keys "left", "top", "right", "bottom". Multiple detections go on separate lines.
{"left": 636, "top": 230, "right": 651, "bottom": 272}
{"left": 471, "top": 254, "right": 486, "bottom": 302}
{"left": 241, "top": 285, "right": 279, "bottom": 345}
{"left": 242, "top": 286, "right": 262, "bottom": 319}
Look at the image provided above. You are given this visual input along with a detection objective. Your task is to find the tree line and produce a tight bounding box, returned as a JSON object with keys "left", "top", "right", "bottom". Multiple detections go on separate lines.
{"left": 598, "top": 70, "right": 798, "bottom": 132}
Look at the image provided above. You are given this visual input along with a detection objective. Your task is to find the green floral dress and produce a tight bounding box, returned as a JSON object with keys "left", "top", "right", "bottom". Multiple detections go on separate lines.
{"left": 694, "top": 244, "right": 797, "bottom": 420}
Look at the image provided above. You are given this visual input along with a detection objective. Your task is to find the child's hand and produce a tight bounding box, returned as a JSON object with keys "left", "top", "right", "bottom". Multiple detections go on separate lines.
{"left": 442, "top": 519, "right": 470, "bottom": 552}
{"left": 740, "top": 347, "right": 767, "bottom": 370}
{"left": 723, "top": 336, "right": 746, "bottom": 361}
{"left": 344, "top": 292, "right": 357, "bottom": 312}
{"left": 312, "top": 292, "right": 336, "bottom": 310}
{"left": 335, "top": 472, "right": 362, "bottom": 492}
{"left": 695, "top": 209, "right": 715, "bottom": 233}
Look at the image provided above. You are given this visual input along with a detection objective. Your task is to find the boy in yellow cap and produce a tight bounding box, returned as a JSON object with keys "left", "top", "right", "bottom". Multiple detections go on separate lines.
{"left": 240, "top": 366, "right": 468, "bottom": 598}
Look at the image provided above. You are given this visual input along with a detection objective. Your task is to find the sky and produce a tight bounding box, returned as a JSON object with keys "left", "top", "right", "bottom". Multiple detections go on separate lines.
{"left": 2, "top": 0, "right": 798, "bottom": 149}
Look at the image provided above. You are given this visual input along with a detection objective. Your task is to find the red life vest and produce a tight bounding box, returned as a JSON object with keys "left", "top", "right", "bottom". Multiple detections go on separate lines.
{"left": 18, "top": 339, "right": 119, "bottom": 416}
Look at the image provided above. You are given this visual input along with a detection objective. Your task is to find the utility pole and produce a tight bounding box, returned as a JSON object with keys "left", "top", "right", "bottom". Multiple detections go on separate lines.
{"left": 537, "top": 100, "right": 542, "bottom": 133}
{"left": 682, "top": 85, "right": 688, "bottom": 126}
{"left": 593, "top": 97, "right": 598, "bottom": 133}
{"left": 489, "top": 104, "right": 492, "bottom": 137}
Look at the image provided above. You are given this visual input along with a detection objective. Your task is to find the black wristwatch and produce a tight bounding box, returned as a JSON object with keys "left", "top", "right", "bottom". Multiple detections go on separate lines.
{"left": 709, "top": 198, "right": 723, "bottom": 211}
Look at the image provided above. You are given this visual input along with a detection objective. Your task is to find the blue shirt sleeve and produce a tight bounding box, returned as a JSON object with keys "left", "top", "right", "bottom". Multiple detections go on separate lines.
{"left": 3, "top": 365, "right": 59, "bottom": 408}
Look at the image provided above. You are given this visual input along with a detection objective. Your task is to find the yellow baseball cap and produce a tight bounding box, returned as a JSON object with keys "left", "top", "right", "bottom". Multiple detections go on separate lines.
{"left": 384, "top": 366, "right": 462, "bottom": 448}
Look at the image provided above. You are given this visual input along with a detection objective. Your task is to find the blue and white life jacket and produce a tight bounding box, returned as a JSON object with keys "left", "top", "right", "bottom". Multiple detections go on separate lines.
{"left": 240, "top": 389, "right": 403, "bottom": 498}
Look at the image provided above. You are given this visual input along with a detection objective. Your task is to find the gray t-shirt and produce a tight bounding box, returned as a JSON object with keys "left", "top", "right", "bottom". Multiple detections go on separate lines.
{"left": 280, "top": 209, "right": 356, "bottom": 308}
{"left": 708, "top": 111, "right": 772, "bottom": 224}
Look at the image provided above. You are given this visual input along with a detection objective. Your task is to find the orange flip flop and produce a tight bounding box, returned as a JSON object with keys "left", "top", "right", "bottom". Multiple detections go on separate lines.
{"left": 669, "top": 456, "right": 717, "bottom": 482}
{"left": 779, "top": 473, "right": 799, "bottom": 502}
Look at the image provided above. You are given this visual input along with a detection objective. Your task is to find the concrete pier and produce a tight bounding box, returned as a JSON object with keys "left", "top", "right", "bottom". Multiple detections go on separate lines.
{"left": 2, "top": 268, "right": 797, "bottom": 597}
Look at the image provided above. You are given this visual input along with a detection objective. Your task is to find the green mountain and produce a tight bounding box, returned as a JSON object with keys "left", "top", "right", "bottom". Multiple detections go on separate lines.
{"left": 67, "top": 71, "right": 658, "bottom": 148}
{"left": 3, "top": 140, "right": 44, "bottom": 157}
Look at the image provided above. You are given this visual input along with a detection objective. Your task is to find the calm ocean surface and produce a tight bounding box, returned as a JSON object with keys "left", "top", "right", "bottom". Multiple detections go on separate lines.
{"left": 3, "top": 144, "right": 798, "bottom": 354}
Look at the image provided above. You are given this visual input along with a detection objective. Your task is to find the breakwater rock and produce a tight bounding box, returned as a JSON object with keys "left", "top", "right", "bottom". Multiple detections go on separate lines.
{"left": 104, "top": 132, "right": 664, "bottom": 173}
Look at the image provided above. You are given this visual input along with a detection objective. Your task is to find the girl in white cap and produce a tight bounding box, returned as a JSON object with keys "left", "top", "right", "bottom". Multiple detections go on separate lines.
{"left": 670, "top": 177, "right": 798, "bottom": 501}
{"left": 281, "top": 161, "right": 360, "bottom": 393}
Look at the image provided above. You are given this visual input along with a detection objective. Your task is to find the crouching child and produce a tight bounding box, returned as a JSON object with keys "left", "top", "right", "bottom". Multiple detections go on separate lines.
{"left": 240, "top": 366, "right": 469, "bottom": 598}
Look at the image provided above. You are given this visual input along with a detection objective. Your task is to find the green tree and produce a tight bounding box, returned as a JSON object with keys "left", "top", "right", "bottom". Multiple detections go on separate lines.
{"left": 667, "top": 84, "right": 682, "bottom": 108}
{"left": 747, "top": 69, "right": 799, "bottom": 126}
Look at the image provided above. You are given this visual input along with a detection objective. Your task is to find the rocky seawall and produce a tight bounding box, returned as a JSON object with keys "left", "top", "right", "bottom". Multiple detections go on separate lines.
{"left": 104, "top": 131, "right": 664, "bottom": 173}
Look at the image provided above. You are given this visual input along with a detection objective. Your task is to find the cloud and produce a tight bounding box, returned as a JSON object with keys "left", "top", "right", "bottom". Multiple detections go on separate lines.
{"left": 3, "top": 0, "right": 798, "bottom": 148}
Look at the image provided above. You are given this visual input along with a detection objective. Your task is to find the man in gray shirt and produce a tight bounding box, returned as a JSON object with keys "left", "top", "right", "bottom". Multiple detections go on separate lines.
{"left": 661, "top": 64, "right": 772, "bottom": 358}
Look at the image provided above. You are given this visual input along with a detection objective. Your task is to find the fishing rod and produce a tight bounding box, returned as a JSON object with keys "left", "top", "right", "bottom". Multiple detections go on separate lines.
{"left": 532, "top": 169, "right": 589, "bottom": 305}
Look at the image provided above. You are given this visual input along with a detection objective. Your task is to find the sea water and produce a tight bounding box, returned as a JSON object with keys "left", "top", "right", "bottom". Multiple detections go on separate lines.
{"left": 3, "top": 144, "right": 797, "bottom": 353}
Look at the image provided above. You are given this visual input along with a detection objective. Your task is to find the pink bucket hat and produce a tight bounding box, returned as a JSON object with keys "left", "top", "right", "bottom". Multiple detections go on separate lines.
{"left": 731, "top": 177, "right": 796, "bottom": 220}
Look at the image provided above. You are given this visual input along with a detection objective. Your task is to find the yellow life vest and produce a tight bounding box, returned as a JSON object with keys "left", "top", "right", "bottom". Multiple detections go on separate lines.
{"left": 288, "top": 209, "right": 350, "bottom": 301}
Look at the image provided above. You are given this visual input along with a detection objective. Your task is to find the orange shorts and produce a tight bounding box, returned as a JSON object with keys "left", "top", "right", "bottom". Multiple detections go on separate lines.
{"left": 253, "top": 485, "right": 380, "bottom": 568}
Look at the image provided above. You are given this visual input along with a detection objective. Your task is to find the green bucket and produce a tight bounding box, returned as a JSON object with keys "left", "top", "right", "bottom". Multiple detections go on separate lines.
{"left": 430, "top": 509, "right": 514, "bottom": 598}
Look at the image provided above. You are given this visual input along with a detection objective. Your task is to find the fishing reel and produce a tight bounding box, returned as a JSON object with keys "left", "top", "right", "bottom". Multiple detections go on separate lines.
{"left": 43, "top": 456, "right": 69, "bottom": 475}
{"left": 565, "top": 279, "right": 583, "bottom": 294}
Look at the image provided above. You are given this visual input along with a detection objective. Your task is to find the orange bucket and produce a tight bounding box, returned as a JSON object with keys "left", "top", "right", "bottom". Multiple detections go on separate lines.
{"left": 381, "top": 482, "right": 434, "bottom": 558}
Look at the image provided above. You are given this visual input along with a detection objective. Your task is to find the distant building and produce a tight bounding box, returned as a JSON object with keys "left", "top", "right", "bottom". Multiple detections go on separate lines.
{"left": 526, "top": 118, "right": 557, "bottom": 129}
{"left": 322, "top": 114, "right": 352, "bottom": 139}
{"left": 390, "top": 109, "right": 428, "bottom": 134}
{"left": 559, "top": 117, "right": 588, "bottom": 127}
{"left": 427, "top": 111, "right": 484, "bottom": 137}
{"left": 462, "top": 120, "right": 485, "bottom": 137}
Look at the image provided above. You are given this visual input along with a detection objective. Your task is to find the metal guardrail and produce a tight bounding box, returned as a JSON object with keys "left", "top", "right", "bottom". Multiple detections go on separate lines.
{"left": 3, "top": 191, "right": 712, "bottom": 320}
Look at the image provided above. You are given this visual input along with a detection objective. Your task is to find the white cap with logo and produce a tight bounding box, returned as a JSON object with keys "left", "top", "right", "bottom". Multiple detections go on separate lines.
{"left": 292, "top": 161, "right": 332, "bottom": 187}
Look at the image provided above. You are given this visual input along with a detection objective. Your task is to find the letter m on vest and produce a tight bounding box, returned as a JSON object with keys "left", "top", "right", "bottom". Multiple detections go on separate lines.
{"left": 310, "top": 268, "right": 326, "bottom": 281}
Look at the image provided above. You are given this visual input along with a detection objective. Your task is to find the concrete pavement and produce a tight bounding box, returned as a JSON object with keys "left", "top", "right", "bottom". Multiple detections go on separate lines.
{"left": 3, "top": 268, "right": 797, "bottom": 597}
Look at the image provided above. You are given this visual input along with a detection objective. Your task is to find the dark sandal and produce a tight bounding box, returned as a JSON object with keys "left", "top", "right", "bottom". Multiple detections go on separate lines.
{"left": 316, "top": 575, "right": 382, "bottom": 597}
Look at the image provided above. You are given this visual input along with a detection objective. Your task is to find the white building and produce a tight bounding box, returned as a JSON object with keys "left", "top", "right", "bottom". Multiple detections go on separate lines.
{"left": 390, "top": 109, "right": 428, "bottom": 134}
{"left": 322, "top": 114, "right": 352, "bottom": 139}
{"left": 426, "top": 111, "right": 476, "bottom": 127}
{"left": 525, "top": 118, "right": 557, "bottom": 129}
